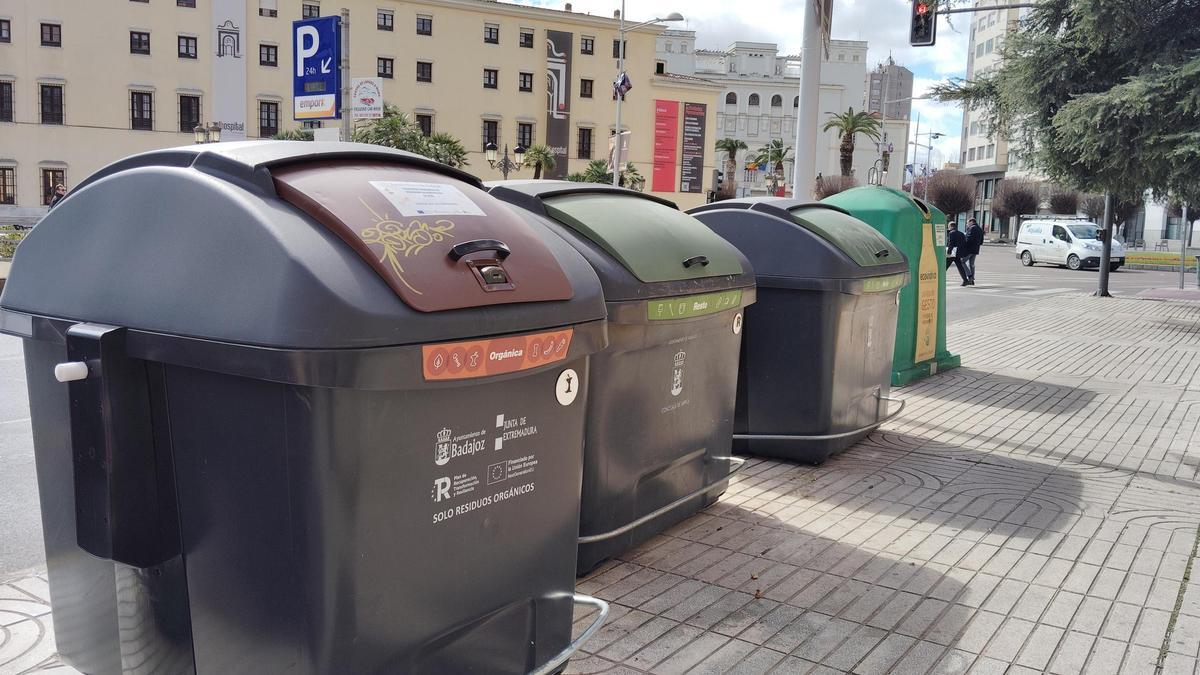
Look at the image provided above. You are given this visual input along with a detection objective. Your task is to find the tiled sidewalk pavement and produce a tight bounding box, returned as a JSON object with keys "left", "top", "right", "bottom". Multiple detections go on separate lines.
{"left": 5, "top": 294, "right": 1200, "bottom": 674}
{"left": 565, "top": 295, "right": 1200, "bottom": 675}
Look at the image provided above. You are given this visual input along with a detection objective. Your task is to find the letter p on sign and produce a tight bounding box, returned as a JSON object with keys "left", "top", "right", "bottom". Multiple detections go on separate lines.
{"left": 296, "top": 25, "right": 319, "bottom": 76}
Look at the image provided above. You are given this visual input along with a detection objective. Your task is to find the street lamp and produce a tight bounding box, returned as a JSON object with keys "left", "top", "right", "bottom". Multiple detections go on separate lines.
{"left": 611, "top": 3, "right": 684, "bottom": 186}
{"left": 193, "top": 121, "right": 222, "bottom": 144}
{"left": 909, "top": 131, "right": 944, "bottom": 200}
{"left": 486, "top": 142, "right": 527, "bottom": 179}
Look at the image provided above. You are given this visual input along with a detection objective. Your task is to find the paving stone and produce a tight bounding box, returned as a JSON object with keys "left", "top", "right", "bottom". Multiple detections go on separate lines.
{"left": 1014, "top": 622, "right": 1064, "bottom": 670}
{"left": 850, "top": 633, "right": 916, "bottom": 675}
{"left": 1046, "top": 630, "right": 1096, "bottom": 674}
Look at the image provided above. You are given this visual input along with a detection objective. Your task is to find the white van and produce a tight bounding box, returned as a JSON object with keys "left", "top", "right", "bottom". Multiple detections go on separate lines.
{"left": 1015, "top": 219, "right": 1125, "bottom": 271}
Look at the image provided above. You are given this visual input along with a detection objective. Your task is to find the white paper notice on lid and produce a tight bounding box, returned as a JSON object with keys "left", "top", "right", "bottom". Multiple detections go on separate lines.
{"left": 369, "top": 181, "right": 487, "bottom": 217}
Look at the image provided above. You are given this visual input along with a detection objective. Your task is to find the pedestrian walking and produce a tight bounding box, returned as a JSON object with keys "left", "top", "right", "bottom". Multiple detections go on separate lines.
{"left": 47, "top": 184, "right": 67, "bottom": 210}
{"left": 946, "top": 222, "right": 969, "bottom": 285}
{"left": 961, "top": 217, "right": 984, "bottom": 285}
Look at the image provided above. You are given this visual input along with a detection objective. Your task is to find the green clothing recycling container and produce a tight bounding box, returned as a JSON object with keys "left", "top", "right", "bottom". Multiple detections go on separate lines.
{"left": 823, "top": 186, "right": 961, "bottom": 385}
{"left": 0, "top": 142, "right": 613, "bottom": 675}
{"left": 688, "top": 198, "right": 909, "bottom": 463}
{"left": 488, "top": 180, "right": 755, "bottom": 575}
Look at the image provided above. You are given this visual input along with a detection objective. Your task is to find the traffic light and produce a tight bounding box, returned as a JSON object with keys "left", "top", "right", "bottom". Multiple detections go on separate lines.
{"left": 910, "top": 0, "right": 937, "bottom": 47}
{"left": 715, "top": 169, "right": 725, "bottom": 192}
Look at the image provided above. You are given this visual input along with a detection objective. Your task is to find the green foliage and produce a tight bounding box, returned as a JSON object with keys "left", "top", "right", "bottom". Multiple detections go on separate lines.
{"left": 566, "top": 172, "right": 588, "bottom": 182}
{"left": 822, "top": 107, "right": 881, "bottom": 176}
{"left": 354, "top": 104, "right": 469, "bottom": 168}
{"left": 271, "top": 129, "right": 314, "bottom": 141}
{"left": 754, "top": 139, "right": 792, "bottom": 173}
{"left": 523, "top": 144, "right": 556, "bottom": 179}
{"left": 932, "top": 0, "right": 1200, "bottom": 202}
{"left": 581, "top": 160, "right": 613, "bottom": 184}
{"left": 0, "top": 225, "right": 28, "bottom": 260}
{"left": 714, "top": 138, "right": 748, "bottom": 196}
{"left": 621, "top": 162, "right": 645, "bottom": 192}
{"left": 423, "top": 132, "right": 469, "bottom": 168}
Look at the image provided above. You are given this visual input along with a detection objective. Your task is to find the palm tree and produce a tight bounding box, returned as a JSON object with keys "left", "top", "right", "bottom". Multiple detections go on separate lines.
{"left": 424, "top": 132, "right": 469, "bottom": 168}
{"left": 755, "top": 140, "right": 792, "bottom": 190}
{"left": 353, "top": 105, "right": 426, "bottom": 152}
{"left": 522, "top": 144, "right": 556, "bottom": 179}
{"left": 821, "top": 107, "right": 882, "bottom": 177}
{"left": 714, "top": 138, "right": 749, "bottom": 196}
{"left": 582, "top": 160, "right": 613, "bottom": 184}
{"left": 271, "top": 129, "right": 314, "bottom": 141}
{"left": 621, "top": 163, "right": 645, "bottom": 192}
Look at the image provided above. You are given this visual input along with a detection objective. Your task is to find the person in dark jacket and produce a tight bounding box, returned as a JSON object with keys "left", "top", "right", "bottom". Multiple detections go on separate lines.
{"left": 47, "top": 184, "right": 67, "bottom": 210}
{"left": 961, "top": 217, "right": 984, "bottom": 285}
{"left": 946, "top": 222, "right": 969, "bottom": 285}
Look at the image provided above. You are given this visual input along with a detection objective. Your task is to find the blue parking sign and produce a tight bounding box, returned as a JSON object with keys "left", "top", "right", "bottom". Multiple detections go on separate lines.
{"left": 293, "top": 16, "right": 341, "bottom": 120}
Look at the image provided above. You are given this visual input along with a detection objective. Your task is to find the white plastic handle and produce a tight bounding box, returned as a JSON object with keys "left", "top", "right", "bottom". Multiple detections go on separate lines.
{"left": 54, "top": 361, "right": 89, "bottom": 383}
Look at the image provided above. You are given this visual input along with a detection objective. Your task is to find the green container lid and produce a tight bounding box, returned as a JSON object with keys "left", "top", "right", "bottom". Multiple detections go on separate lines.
{"left": 788, "top": 204, "right": 903, "bottom": 269}
{"left": 542, "top": 193, "right": 746, "bottom": 283}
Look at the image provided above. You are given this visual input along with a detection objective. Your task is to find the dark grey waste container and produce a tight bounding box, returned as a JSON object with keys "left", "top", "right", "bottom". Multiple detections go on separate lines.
{"left": 0, "top": 142, "right": 612, "bottom": 675}
{"left": 688, "top": 197, "right": 909, "bottom": 463}
{"left": 488, "top": 181, "right": 755, "bottom": 575}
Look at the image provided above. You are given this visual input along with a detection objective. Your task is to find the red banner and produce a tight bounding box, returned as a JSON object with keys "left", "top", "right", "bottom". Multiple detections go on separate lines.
{"left": 652, "top": 100, "right": 679, "bottom": 193}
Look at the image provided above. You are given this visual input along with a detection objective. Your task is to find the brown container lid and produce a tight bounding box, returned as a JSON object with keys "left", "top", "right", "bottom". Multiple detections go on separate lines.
{"left": 273, "top": 160, "right": 573, "bottom": 313}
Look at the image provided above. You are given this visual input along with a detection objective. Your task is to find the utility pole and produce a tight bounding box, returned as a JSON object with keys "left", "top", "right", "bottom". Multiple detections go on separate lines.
{"left": 340, "top": 9, "right": 351, "bottom": 142}
{"left": 1181, "top": 203, "right": 1190, "bottom": 290}
{"left": 910, "top": 112, "right": 920, "bottom": 195}
{"left": 1096, "top": 193, "right": 1113, "bottom": 297}
{"left": 612, "top": 0, "right": 625, "bottom": 186}
{"left": 792, "top": 0, "right": 821, "bottom": 200}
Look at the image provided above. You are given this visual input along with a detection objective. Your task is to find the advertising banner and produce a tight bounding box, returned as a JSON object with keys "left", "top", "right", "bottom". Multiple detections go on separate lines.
{"left": 352, "top": 78, "right": 384, "bottom": 119}
{"left": 293, "top": 16, "right": 341, "bottom": 120}
{"left": 545, "top": 31, "right": 573, "bottom": 179}
{"left": 652, "top": 100, "right": 679, "bottom": 193}
{"left": 914, "top": 215, "right": 938, "bottom": 363}
{"left": 680, "top": 102, "right": 706, "bottom": 193}
{"left": 212, "top": 0, "right": 247, "bottom": 140}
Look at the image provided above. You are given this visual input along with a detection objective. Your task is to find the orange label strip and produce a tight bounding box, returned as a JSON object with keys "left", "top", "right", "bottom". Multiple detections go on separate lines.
{"left": 422, "top": 328, "right": 574, "bottom": 381}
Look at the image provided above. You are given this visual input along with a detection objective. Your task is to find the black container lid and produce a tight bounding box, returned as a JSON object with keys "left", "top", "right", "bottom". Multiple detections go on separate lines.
{"left": 688, "top": 197, "right": 909, "bottom": 292}
{"left": 0, "top": 142, "right": 606, "bottom": 349}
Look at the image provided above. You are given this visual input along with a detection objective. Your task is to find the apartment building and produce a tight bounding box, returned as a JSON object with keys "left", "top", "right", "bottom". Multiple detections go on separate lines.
{"left": 0, "top": 0, "right": 722, "bottom": 220}
{"left": 655, "top": 31, "right": 910, "bottom": 194}
{"left": 956, "top": 0, "right": 1028, "bottom": 234}
{"left": 865, "top": 57, "right": 912, "bottom": 122}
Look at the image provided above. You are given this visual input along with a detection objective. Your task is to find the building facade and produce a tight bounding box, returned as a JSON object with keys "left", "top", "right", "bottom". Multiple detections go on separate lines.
{"left": 655, "top": 31, "right": 910, "bottom": 195}
{"left": 0, "top": 0, "right": 723, "bottom": 221}
{"left": 957, "top": 0, "right": 1029, "bottom": 235}
{"left": 865, "top": 57, "right": 912, "bottom": 122}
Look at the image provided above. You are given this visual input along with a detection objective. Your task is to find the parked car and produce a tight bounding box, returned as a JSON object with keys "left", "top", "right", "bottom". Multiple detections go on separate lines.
{"left": 1015, "top": 219, "right": 1125, "bottom": 271}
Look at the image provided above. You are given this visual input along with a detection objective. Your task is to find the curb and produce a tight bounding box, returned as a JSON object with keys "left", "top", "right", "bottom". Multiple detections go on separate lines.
{"left": 1125, "top": 263, "right": 1198, "bottom": 272}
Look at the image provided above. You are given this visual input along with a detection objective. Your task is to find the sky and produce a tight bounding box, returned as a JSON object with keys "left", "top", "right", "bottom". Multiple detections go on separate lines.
{"left": 516, "top": 0, "right": 970, "bottom": 170}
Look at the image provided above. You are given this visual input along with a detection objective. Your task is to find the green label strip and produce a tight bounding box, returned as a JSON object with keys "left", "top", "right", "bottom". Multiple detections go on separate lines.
{"left": 862, "top": 273, "right": 908, "bottom": 294}
{"left": 647, "top": 289, "right": 744, "bottom": 321}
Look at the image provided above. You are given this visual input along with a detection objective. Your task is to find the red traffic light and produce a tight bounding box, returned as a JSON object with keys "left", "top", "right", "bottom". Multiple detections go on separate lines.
{"left": 916, "top": 2, "right": 929, "bottom": 14}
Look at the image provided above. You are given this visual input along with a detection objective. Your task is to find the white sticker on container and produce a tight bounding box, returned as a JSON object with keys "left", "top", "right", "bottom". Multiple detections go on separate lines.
{"left": 733, "top": 312, "right": 743, "bottom": 335}
{"left": 369, "top": 181, "right": 487, "bottom": 217}
{"left": 556, "top": 369, "right": 579, "bottom": 406}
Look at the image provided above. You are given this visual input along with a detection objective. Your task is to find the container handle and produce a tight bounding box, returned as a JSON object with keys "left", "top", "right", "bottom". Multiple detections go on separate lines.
{"left": 578, "top": 456, "right": 746, "bottom": 544}
{"left": 875, "top": 249, "right": 891, "bottom": 258}
{"left": 526, "top": 593, "right": 610, "bottom": 675}
{"left": 449, "top": 239, "right": 512, "bottom": 261}
{"left": 682, "top": 255, "right": 710, "bottom": 268}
